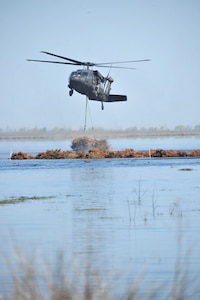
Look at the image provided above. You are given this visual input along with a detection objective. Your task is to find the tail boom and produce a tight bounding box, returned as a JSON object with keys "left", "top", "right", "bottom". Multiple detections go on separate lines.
{"left": 107, "top": 94, "right": 127, "bottom": 102}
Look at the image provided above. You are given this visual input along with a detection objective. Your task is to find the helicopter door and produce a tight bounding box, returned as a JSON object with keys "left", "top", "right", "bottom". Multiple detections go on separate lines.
{"left": 92, "top": 72, "right": 97, "bottom": 85}
{"left": 88, "top": 71, "right": 93, "bottom": 84}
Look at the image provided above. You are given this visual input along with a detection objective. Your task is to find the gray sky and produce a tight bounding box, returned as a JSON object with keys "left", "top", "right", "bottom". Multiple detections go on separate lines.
{"left": 1, "top": 0, "right": 200, "bottom": 130}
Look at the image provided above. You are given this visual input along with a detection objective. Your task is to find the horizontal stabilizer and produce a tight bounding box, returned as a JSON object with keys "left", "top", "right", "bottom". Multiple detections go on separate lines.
{"left": 107, "top": 94, "right": 127, "bottom": 102}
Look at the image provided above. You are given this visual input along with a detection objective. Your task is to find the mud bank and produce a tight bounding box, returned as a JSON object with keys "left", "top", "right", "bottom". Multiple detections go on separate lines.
{"left": 11, "top": 148, "right": 200, "bottom": 159}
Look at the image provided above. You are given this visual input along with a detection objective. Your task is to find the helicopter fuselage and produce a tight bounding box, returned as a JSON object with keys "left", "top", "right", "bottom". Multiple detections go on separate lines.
{"left": 68, "top": 69, "right": 104, "bottom": 101}
{"left": 68, "top": 69, "right": 127, "bottom": 103}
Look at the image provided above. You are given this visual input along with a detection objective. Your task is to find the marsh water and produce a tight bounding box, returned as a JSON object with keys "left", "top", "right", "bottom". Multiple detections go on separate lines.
{"left": 0, "top": 137, "right": 200, "bottom": 297}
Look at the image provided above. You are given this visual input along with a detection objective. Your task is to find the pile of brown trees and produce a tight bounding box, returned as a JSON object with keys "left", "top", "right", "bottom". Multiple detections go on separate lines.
{"left": 10, "top": 136, "right": 200, "bottom": 159}
{"left": 71, "top": 137, "right": 110, "bottom": 152}
{"left": 11, "top": 148, "right": 200, "bottom": 160}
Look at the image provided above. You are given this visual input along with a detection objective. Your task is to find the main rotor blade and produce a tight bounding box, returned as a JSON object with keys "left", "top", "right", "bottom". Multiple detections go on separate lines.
{"left": 95, "top": 59, "right": 150, "bottom": 66}
{"left": 27, "top": 52, "right": 150, "bottom": 69}
{"left": 27, "top": 59, "right": 136, "bottom": 69}
{"left": 95, "top": 65, "right": 136, "bottom": 70}
{"left": 26, "top": 59, "right": 80, "bottom": 65}
{"left": 41, "top": 51, "right": 83, "bottom": 65}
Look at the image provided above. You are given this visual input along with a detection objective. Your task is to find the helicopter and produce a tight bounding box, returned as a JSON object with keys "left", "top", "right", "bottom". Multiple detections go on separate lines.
{"left": 27, "top": 51, "right": 150, "bottom": 110}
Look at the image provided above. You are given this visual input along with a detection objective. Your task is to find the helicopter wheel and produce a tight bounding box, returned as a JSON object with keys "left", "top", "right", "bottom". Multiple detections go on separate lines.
{"left": 101, "top": 102, "right": 104, "bottom": 110}
{"left": 69, "top": 89, "right": 73, "bottom": 96}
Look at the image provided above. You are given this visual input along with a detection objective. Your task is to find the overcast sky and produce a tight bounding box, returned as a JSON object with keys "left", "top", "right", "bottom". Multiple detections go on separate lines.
{"left": 1, "top": 0, "right": 200, "bottom": 130}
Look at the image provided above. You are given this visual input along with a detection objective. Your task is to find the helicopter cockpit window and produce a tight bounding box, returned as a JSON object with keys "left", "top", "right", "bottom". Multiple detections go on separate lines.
{"left": 83, "top": 72, "right": 89, "bottom": 77}
{"left": 82, "top": 71, "right": 89, "bottom": 82}
{"left": 70, "top": 71, "right": 90, "bottom": 82}
{"left": 71, "top": 72, "right": 78, "bottom": 78}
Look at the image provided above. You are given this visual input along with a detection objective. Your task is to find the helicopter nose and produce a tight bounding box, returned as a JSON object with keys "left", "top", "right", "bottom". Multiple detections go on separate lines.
{"left": 69, "top": 73, "right": 75, "bottom": 84}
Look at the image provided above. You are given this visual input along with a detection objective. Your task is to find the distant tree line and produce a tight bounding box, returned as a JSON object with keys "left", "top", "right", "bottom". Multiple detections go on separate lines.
{"left": 0, "top": 125, "right": 200, "bottom": 139}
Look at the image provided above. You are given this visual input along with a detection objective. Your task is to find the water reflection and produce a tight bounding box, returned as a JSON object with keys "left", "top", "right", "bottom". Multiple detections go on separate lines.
{"left": 69, "top": 163, "right": 115, "bottom": 265}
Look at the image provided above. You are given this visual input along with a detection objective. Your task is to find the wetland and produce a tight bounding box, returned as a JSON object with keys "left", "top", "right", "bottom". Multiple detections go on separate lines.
{"left": 0, "top": 137, "right": 200, "bottom": 298}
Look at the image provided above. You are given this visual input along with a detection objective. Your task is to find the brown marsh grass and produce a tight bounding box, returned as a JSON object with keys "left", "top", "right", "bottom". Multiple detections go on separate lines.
{"left": 1, "top": 245, "right": 200, "bottom": 300}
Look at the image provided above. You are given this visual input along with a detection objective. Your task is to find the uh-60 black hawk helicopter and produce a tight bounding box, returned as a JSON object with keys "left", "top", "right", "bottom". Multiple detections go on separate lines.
{"left": 27, "top": 51, "right": 150, "bottom": 110}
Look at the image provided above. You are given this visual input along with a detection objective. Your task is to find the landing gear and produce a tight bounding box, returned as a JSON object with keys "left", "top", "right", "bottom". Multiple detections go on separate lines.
{"left": 69, "top": 89, "right": 73, "bottom": 96}
{"left": 101, "top": 102, "right": 104, "bottom": 110}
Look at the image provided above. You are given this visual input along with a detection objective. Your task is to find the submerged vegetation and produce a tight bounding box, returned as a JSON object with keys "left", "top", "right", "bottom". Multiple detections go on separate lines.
{"left": 0, "top": 195, "right": 55, "bottom": 205}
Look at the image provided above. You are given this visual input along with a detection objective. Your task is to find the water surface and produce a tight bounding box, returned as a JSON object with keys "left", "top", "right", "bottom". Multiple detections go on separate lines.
{"left": 0, "top": 138, "right": 200, "bottom": 297}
